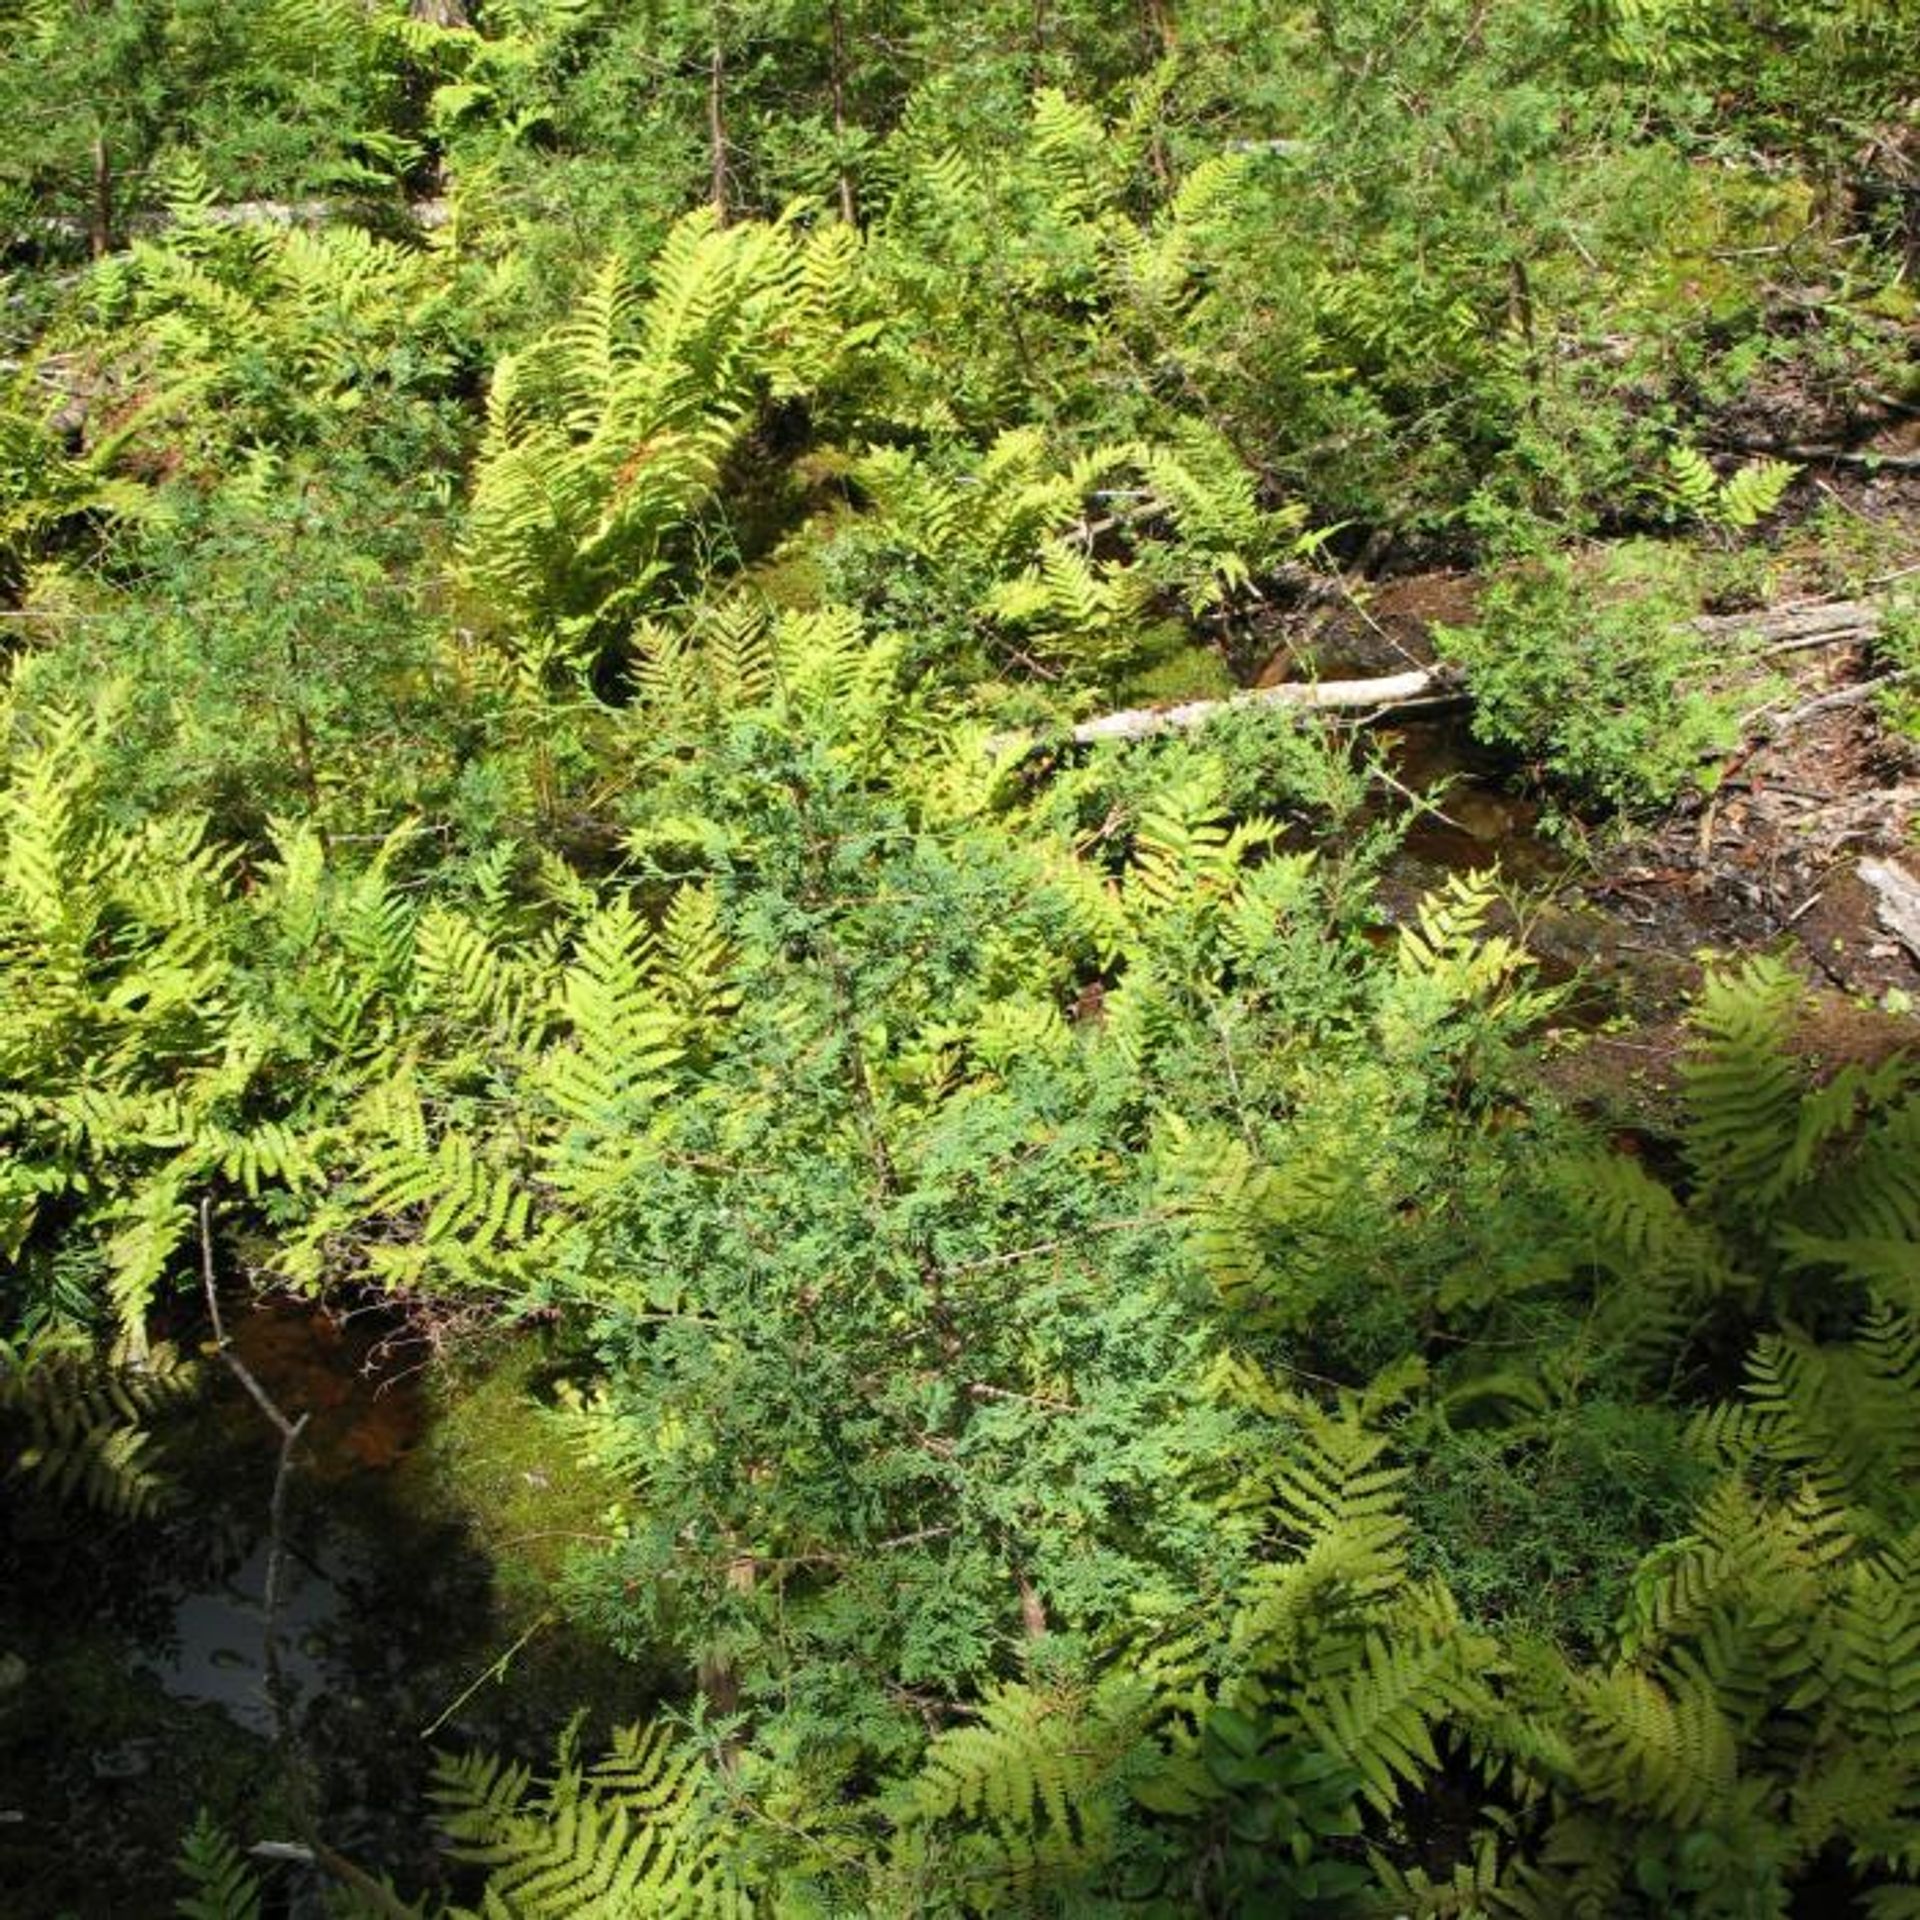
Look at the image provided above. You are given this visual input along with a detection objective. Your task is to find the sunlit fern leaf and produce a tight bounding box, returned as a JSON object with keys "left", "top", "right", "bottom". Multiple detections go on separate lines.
{"left": 1155, "top": 1116, "right": 1278, "bottom": 1308}
{"left": 412, "top": 903, "right": 535, "bottom": 1052}
{"left": 1718, "top": 458, "right": 1797, "bottom": 531}
{"left": 1027, "top": 88, "right": 1110, "bottom": 221}
{"left": 103, "top": 1174, "right": 195, "bottom": 1337}
{"left": 694, "top": 596, "right": 774, "bottom": 709}
{"left": 1664, "top": 444, "right": 1723, "bottom": 522}
{"left": 654, "top": 883, "right": 737, "bottom": 1038}
{"left": 1568, "top": 1663, "right": 1738, "bottom": 1826}
{"left": 771, "top": 603, "right": 887, "bottom": 722}
{"left": 198, "top": 1120, "right": 325, "bottom": 1200}
{"left": 1294, "top": 1594, "right": 1493, "bottom": 1816}
{"left": 970, "top": 994, "right": 1074, "bottom": 1077}
{"left": 469, "top": 201, "right": 868, "bottom": 649}
{"left": 534, "top": 900, "right": 683, "bottom": 1206}
{"left": 435, "top": 1720, "right": 747, "bottom": 1918}
{"left": 1618, "top": 1478, "right": 1825, "bottom": 1662}
{"left": 889, "top": 1680, "right": 1134, "bottom": 1906}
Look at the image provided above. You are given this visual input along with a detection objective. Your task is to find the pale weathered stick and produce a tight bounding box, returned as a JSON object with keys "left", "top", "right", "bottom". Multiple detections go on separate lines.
{"left": 987, "top": 597, "right": 1900, "bottom": 757}
{"left": 1694, "top": 598, "right": 1886, "bottom": 647}
{"left": 198, "top": 1203, "right": 311, "bottom": 1761}
{"left": 985, "top": 666, "right": 1458, "bottom": 755}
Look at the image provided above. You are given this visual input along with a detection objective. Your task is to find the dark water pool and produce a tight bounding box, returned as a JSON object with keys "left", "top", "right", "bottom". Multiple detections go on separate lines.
{"left": 1, "top": 1299, "right": 657, "bottom": 1917}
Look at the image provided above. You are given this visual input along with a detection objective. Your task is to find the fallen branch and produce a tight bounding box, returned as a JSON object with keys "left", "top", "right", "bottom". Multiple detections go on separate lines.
{"left": 1693, "top": 598, "right": 1887, "bottom": 647}
{"left": 12, "top": 195, "right": 449, "bottom": 255}
{"left": 1758, "top": 668, "right": 1918, "bottom": 733}
{"left": 986, "top": 666, "right": 1460, "bottom": 754}
{"left": 1712, "top": 437, "right": 1920, "bottom": 474}
{"left": 988, "top": 596, "right": 1900, "bottom": 757}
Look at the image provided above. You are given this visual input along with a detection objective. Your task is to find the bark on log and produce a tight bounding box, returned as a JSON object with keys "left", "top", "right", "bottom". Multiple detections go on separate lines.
{"left": 1714, "top": 438, "right": 1920, "bottom": 475}
{"left": 1859, "top": 857, "right": 1920, "bottom": 965}
{"left": 1693, "top": 598, "right": 1885, "bottom": 646}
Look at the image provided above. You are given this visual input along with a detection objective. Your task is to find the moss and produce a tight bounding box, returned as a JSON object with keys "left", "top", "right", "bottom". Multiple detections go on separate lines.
{"left": 1114, "top": 631, "right": 1238, "bottom": 707}
{"left": 394, "top": 1335, "right": 625, "bottom": 1622}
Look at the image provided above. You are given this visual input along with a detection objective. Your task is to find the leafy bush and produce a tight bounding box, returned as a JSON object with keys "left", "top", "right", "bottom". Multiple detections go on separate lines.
{"left": 1437, "top": 544, "right": 1742, "bottom": 809}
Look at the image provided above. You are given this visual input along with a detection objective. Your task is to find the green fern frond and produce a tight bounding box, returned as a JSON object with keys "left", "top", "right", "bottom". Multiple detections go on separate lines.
{"left": 1569, "top": 1662, "right": 1738, "bottom": 1826}
{"left": 890, "top": 1680, "right": 1133, "bottom": 1904}
{"left": 435, "top": 1720, "right": 747, "bottom": 1918}
{"left": 654, "top": 883, "right": 736, "bottom": 1039}
{"left": 1682, "top": 956, "right": 1806, "bottom": 1209}
{"left": 1291, "top": 1591, "right": 1492, "bottom": 1815}
{"left": 172, "top": 1811, "right": 262, "bottom": 1920}
{"left": 1718, "top": 458, "right": 1797, "bottom": 530}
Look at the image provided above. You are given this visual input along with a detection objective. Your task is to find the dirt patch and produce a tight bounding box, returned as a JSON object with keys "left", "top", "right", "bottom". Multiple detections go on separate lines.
{"left": 1253, "top": 570, "right": 1477, "bottom": 686}
{"left": 1618, "top": 642, "right": 1920, "bottom": 1004}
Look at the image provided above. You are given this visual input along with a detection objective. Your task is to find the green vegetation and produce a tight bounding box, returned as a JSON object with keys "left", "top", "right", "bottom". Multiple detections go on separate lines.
{"left": 0, "top": 0, "right": 1916, "bottom": 1912}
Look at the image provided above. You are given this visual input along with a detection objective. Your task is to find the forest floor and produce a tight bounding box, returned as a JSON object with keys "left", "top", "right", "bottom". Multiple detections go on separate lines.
{"left": 1252, "top": 458, "right": 1920, "bottom": 1123}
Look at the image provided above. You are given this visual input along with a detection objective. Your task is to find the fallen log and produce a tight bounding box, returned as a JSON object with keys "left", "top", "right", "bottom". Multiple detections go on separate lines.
{"left": 986, "top": 596, "right": 1898, "bottom": 758}
{"left": 1694, "top": 598, "right": 1885, "bottom": 648}
{"left": 986, "top": 666, "right": 1461, "bottom": 755}
{"left": 1714, "top": 437, "right": 1920, "bottom": 475}
{"left": 9, "top": 195, "right": 449, "bottom": 259}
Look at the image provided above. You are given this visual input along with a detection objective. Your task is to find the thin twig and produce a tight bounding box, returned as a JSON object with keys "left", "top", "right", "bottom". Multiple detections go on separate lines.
{"left": 199, "top": 1202, "right": 312, "bottom": 1802}
{"left": 1759, "top": 669, "right": 1917, "bottom": 733}
{"left": 199, "top": 1200, "right": 300, "bottom": 1446}
{"left": 419, "top": 1609, "right": 556, "bottom": 1742}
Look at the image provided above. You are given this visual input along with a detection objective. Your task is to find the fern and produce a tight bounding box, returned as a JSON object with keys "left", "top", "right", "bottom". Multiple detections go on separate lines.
{"left": 1665, "top": 444, "right": 1796, "bottom": 531}
{"left": 533, "top": 899, "right": 683, "bottom": 1209}
{"left": 172, "top": 1812, "right": 262, "bottom": 1920}
{"left": 886, "top": 1680, "right": 1136, "bottom": 1907}
{"left": 1296, "top": 1595, "right": 1493, "bottom": 1815}
{"left": 463, "top": 209, "right": 862, "bottom": 645}
{"left": 1, "top": 1334, "right": 197, "bottom": 1520}
{"left": 434, "top": 1720, "right": 747, "bottom": 1918}
{"left": 1682, "top": 956, "right": 1808, "bottom": 1209}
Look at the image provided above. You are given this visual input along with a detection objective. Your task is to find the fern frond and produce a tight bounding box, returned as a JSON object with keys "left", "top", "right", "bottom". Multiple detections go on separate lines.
{"left": 435, "top": 1720, "right": 746, "bottom": 1918}
{"left": 1682, "top": 956, "right": 1806, "bottom": 1209}
{"left": 172, "top": 1811, "right": 262, "bottom": 1920}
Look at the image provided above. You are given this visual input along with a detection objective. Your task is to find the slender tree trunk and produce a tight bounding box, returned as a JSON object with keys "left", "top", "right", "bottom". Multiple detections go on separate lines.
{"left": 828, "top": 0, "right": 857, "bottom": 225}
{"left": 89, "top": 132, "right": 112, "bottom": 259}
{"left": 1139, "top": 0, "right": 1175, "bottom": 187}
{"left": 1028, "top": 0, "right": 1049, "bottom": 87}
{"left": 707, "top": 30, "right": 730, "bottom": 225}
{"left": 697, "top": 1543, "right": 758, "bottom": 1764}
